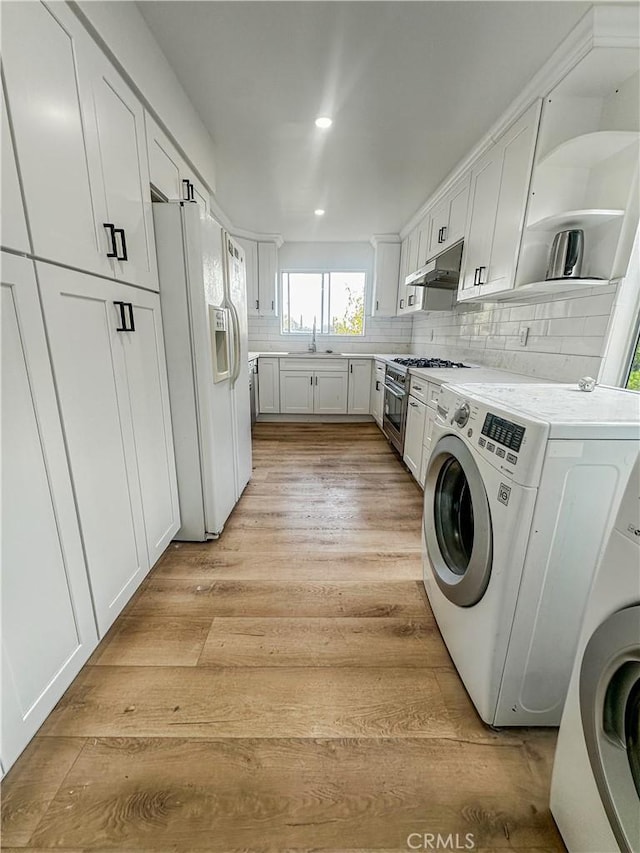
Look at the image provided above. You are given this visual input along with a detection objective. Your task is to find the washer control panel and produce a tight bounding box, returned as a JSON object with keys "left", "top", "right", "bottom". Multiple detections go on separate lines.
{"left": 481, "top": 413, "right": 525, "bottom": 453}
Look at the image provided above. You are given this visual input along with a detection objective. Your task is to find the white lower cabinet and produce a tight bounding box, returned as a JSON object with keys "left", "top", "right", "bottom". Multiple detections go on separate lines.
{"left": 258, "top": 357, "right": 280, "bottom": 413}
{"left": 347, "top": 360, "right": 372, "bottom": 415}
{"left": 38, "top": 262, "right": 179, "bottom": 635}
{"left": 403, "top": 396, "right": 427, "bottom": 481}
{"left": 315, "top": 372, "right": 348, "bottom": 415}
{"left": 1, "top": 254, "right": 98, "bottom": 773}
{"left": 371, "top": 361, "right": 386, "bottom": 426}
{"left": 281, "top": 370, "right": 315, "bottom": 414}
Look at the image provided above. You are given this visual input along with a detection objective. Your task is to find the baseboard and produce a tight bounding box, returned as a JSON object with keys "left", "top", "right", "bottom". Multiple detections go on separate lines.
{"left": 256, "top": 414, "right": 377, "bottom": 424}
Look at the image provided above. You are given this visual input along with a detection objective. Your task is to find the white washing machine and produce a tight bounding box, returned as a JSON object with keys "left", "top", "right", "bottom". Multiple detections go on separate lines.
{"left": 550, "top": 457, "right": 640, "bottom": 853}
{"left": 422, "top": 382, "right": 639, "bottom": 727}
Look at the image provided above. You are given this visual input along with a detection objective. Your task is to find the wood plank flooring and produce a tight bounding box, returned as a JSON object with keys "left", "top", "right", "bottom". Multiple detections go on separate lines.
{"left": 1, "top": 423, "right": 564, "bottom": 852}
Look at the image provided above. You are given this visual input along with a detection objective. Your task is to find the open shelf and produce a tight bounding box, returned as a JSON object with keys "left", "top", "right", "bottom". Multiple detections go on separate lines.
{"left": 527, "top": 209, "right": 624, "bottom": 232}
{"left": 481, "top": 278, "right": 612, "bottom": 303}
{"left": 537, "top": 131, "right": 639, "bottom": 170}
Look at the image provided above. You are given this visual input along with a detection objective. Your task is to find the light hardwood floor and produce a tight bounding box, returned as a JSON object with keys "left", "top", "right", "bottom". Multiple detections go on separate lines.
{"left": 1, "top": 423, "right": 564, "bottom": 852}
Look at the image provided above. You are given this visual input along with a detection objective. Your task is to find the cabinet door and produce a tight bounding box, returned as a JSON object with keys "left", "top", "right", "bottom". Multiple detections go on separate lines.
{"left": 397, "top": 229, "right": 418, "bottom": 314}
{"left": 481, "top": 101, "right": 541, "bottom": 296}
{"left": 1, "top": 254, "right": 97, "bottom": 772}
{"left": 118, "top": 287, "right": 180, "bottom": 565}
{"left": 258, "top": 358, "right": 280, "bottom": 413}
{"left": 347, "top": 360, "right": 373, "bottom": 415}
{"left": 1, "top": 1, "right": 111, "bottom": 278}
{"left": 314, "top": 372, "right": 348, "bottom": 415}
{"left": 403, "top": 397, "right": 427, "bottom": 480}
{"left": 416, "top": 214, "right": 431, "bottom": 268}
{"left": 372, "top": 362, "right": 386, "bottom": 426}
{"left": 371, "top": 242, "right": 400, "bottom": 317}
{"left": 1, "top": 79, "right": 30, "bottom": 254}
{"left": 258, "top": 242, "right": 277, "bottom": 316}
{"left": 237, "top": 237, "right": 260, "bottom": 317}
{"left": 146, "top": 112, "right": 186, "bottom": 202}
{"left": 280, "top": 371, "right": 314, "bottom": 414}
{"left": 38, "top": 263, "right": 149, "bottom": 636}
{"left": 445, "top": 175, "right": 470, "bottom": 250}
{"left": 427, "top": 198, "right": 449, "bottom": 259}
{"left": 81, "top": 46, "right": 158, "bottom": 290}
{"left": 458, "top": 148, "right": 503, "bottom": 298}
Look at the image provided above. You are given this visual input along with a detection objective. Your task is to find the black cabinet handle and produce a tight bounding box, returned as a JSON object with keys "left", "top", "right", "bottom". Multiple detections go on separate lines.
{"left": 256, "top": 300, "right": 259, "bottom": 309}
{"left": 439, "top": 226, "right": 447, "bottom": 243}
{"left": 310, "top": 376, "right": 313, "bottom": 386}
{"left": 375, "top": 380, "right": 380, "bottom": 391}
{"left": 473, "top": 267, "right": 480, "bottom": 286}
{"left": 183, "top": 179, "right": 195, "bottom": 201}
{"left": 114, "top": 228, "right": 128, "bottom": 261}
{"left": 400, "top": 298, "right": 405, "bottom": 309}
{"left": 350, "top": 364, "right": 353, "bottom": 373}
{"left": 104, "top": 223, "right": 118, "bottom": 258}
{"left": 114, "top": 301, "right": 134, "bottom": 332}
{"left": 477, "top": 265, "right": 486, "bottom": 286}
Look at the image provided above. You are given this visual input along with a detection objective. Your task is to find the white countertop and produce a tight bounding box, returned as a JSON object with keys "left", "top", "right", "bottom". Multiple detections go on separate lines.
{"left": 447, "top": 382, "right": 640, "bottom": 439}
{"left": 248, "top": 352, "right": 546, "bottom": 388}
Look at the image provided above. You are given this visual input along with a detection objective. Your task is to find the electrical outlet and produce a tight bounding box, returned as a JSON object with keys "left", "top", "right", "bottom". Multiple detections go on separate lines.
{"left": 519, "top": 326, "right": 529, "bottom": 347}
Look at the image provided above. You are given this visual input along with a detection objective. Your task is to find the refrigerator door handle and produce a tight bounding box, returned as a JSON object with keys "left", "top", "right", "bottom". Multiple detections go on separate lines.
{"left": 228, "top": 300, "right": 242, "bottom": 385}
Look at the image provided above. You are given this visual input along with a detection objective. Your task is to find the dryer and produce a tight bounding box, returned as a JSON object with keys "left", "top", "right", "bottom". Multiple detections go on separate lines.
{"left": 550, "top": 457, "right": 639, "bottom": 853}
{"left": 422, "top": 382, "right": 639, "bottom": 726}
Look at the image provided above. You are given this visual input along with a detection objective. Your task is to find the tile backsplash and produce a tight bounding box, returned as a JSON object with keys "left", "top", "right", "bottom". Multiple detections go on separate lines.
{"left": 410, "top": 285, "right": 618, "bottom": 381}
{"left": 248, "top": 314, "right": 414, "bottom": 354}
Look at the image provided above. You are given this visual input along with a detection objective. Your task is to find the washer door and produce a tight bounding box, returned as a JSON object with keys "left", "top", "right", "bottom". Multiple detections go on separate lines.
{"left": 580, "top": 605, "right": 640, "bottom": 853}
{"left": 424, "top": 434, "right": 493, "bottom": 607}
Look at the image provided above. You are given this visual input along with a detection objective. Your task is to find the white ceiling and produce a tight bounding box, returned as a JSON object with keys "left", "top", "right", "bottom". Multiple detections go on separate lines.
{"left": 138, "top": 1, "right": 589, "bottom": 242}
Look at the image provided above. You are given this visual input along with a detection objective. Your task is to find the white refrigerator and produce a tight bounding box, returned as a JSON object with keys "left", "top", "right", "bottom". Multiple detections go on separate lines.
{"left": 153, "top": 201, "right": 252, "bottom": 540}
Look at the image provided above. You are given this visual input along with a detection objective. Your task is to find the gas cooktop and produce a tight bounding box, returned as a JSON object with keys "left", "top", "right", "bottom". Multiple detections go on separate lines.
{"left": 391, "top": 357, "right": 470, "bottom": 369}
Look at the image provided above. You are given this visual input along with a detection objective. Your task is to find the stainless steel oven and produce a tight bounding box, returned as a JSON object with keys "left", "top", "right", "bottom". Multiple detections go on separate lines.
{"left": 382, "top": 364, "right": 408, "bottom": 454}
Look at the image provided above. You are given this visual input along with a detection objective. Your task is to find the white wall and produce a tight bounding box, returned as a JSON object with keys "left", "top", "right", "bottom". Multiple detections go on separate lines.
{"left": 249, "top": 241, "right": 413, "bottom": 353}
{"left": 72, "top": 1, "right": 217, "bottom": 192}
{"left": 411, "top": 286, "right": 617, "bottom": 381}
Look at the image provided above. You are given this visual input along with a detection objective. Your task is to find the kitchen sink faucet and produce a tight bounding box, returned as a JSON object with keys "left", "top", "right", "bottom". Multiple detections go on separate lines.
{"left": 308, "top": 317, "right": 317, "bottom": 352}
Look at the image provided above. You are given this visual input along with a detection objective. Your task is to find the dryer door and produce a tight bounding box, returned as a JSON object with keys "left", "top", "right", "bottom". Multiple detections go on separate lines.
{"left": 580, "top": 605, "right": 640, "bottom": 853}
{"left": 424, "top": 434, "right": 492, "bottom": 607}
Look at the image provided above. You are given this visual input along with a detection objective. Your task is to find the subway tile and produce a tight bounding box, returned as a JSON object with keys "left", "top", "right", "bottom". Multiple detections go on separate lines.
{"left": 546, "top": 317, "right": 586, "bottom": 337}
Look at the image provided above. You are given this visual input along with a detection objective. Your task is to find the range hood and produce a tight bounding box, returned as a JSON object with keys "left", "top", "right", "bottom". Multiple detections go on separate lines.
{"left": 405, "top": 242, "right": 463, "bottom": 290}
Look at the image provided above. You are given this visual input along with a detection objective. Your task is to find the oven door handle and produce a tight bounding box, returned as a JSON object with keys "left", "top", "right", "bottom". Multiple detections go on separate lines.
{"left": 384, "top": 384, "right": 405, "bottom": 399}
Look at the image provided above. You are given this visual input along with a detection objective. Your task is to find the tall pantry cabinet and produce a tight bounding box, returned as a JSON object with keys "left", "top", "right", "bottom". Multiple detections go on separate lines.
{"left": 1, "top": 254, "right": 99, "bottom": 771}
{"left": 1, "top": 1, "right": 181, "bottom": 773}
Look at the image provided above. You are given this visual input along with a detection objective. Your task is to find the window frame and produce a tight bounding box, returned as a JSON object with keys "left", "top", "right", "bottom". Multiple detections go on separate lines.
{"left": 280, "top": 268, "right": 367, "bottom": 336}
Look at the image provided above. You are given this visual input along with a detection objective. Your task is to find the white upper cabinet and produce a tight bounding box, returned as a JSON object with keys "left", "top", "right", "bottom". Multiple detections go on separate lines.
{"left": 371, "top": 240, "right": 400, "bottom": 317}
{"left": 347, "top": 359, "right": 372, "bottom": 415}
{"left": 458, "top": 100, "right": 541, "bottom": 302}
{"left": 1, "top": 253, "right": 97, "bottom": 773}
{"left": 236, "top": 237, "right": 260, "bottom": 316}
{"left": 426, "top": 174, "right": 470, "bottom": 259}
{"left": 397, "top": 228, "right": 421, "bottom": 314}
{"left": 146, "top": 112, "right": 210, "bottom": 220}
{"left": 2, "top": 1, "right": 158, "bottom": 290}
{"left": 80, "top": 45, "right": 158, "bottom": 290}
{"left": 1, "top": 79, "right": 30, "bottom": 255}
{"left": 1, "top": 1, "right": 112, "bottom": 278}
{"left": 257, "top": 242, "right": 278, "bottom": 316}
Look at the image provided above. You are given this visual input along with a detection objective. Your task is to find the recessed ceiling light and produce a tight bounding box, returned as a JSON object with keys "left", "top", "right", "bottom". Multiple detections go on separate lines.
{"left": 315, "top": 116, "right": 332, "bottom": 129}
{"left": 314, "top": 208, "right": 325, "bottom": 216}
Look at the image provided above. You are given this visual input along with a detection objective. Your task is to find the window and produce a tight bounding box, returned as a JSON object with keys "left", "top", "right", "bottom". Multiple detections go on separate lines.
{"left": 625, "top": 329, "right": 640, "bottom": 390}
{"left": 281, "top": 271, "right": 365, "bottom": 336}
